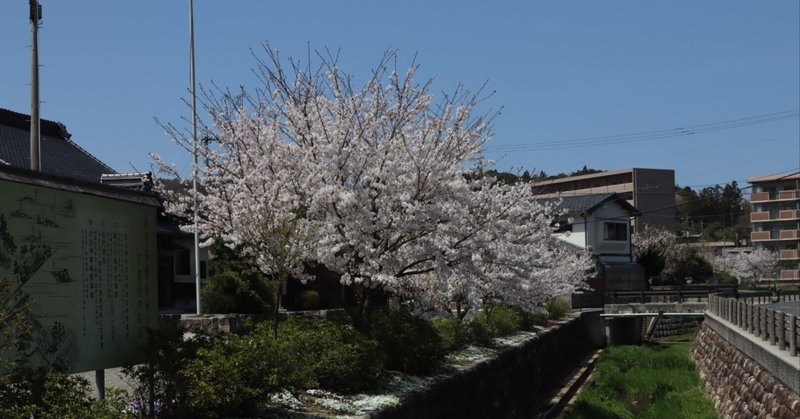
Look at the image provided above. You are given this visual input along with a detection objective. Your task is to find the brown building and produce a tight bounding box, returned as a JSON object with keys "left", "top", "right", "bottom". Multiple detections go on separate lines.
{"left": 748, "top": 171, "right": 800, "bottom": 281}
{"left": 531, "top": 168, "right": 675, "bottom": 232}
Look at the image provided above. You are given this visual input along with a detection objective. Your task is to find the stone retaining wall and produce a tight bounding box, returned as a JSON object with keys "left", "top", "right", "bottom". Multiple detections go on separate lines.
{"left": 373, "top": 311, "right": 600, "bottom": 419}
{"left": 647, "top": 316, "right": 702, "bottom": 338}
{"left": 692, "top": 324, "right": 800, "bottom": 418}
{"left": 159, "top": 309, "right": 350, "bottom": 335}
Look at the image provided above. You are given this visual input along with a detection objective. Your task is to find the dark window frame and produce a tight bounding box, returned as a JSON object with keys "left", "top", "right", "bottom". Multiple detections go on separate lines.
{"left": 603, "top": 222, "right": 628, "bottom": 241}
{"left": 175, "top": 247, "right": 191, "bottom": 276}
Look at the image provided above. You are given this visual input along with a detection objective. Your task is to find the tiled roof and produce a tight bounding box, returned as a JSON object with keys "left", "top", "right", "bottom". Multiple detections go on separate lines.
{"left": 537, "top": 193, "right": 639, "bottom": 216}
{"left": 101, "top": 172, "right": 153, "bottom": 192}
{"left": 0, "top": 108, "right": 116, "bottom": 183}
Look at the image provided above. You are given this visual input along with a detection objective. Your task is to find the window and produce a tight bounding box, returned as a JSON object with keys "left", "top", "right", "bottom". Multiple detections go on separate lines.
{"left": 604, "top": 222, "right": 627, "bottom": 241}
{"left": 175, "top": 248, "right": 191, "bottom": 275}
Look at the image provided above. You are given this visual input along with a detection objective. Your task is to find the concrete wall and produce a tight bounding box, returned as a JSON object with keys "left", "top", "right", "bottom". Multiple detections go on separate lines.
{"left": 632, "top": 168, "right": 675, "bottom": 231}
{"left": 374, "top": 311, "right": 601, "bottom": 419}
{"left": 692, "top": 318, "right": 800, "bottom": 418}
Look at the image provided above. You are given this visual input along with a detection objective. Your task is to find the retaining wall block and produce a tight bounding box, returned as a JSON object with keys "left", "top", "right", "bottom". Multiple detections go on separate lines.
{"left": 692, "top": 324, "right": 800, "bottom": 418}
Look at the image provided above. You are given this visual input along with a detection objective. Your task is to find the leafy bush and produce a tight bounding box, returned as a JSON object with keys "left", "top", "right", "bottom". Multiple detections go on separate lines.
{"left": 469, "top": 305, "right": 530, "bottom": 344}
{"left": 468, "top": 317, "right": 494, "bottom": 346}
{"left": 0, "top": 366, "right": 127, "bottom": 419}
{"left": 527, "top": 311, "right": 550, "bottom": 327}
{"left": 277, "top": 317, "right": 383, "bottom": 392}
{"left": 668, "top": 246, "right": 714, "bottom": 285}
{"left": 369, "top": 309, "right": 445, "bottom": 375}
{"left": 431, "top": 316, "right": 472, "bottom": 352}
{"left": 545, "top": 298, "right": 571, "bottom": 320}
{"left": 123, "top": 327, "right": 218, "bottom": 418}
{"left": 181, "top": 326, "right": 283, "bottom": 417}
{"left": 127, "top": 318, "right": 383, "bottom": 417}
{"left": 201, "top": 271, "right": 273, "bottom": 314}
{"left": 202, "top": 239, "right": 274, "bottom": 314}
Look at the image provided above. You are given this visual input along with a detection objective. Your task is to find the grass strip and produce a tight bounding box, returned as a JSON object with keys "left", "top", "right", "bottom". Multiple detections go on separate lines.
{"left": 568, "top": 344, "right": 717, "bottom": 419}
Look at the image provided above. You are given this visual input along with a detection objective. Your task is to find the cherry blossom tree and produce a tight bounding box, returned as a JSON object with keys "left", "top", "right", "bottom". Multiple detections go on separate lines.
{"left": 711, "top": 250, "right": 780, "bottom": 288}
{"left": 153, "top": 46, "right": 591, "bottom": 328}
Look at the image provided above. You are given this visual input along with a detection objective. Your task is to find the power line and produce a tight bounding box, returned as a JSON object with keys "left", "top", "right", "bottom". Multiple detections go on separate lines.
{"left": 485, "top": 110, "right": 799, "bottom": 152}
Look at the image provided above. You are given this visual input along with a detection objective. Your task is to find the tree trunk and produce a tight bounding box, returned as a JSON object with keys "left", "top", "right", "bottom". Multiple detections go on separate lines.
{"left": 343, "top": 285, "right": 374, "bottom": 333}
{"left": 273, "top": 277, "right": 283, "bottom": 339}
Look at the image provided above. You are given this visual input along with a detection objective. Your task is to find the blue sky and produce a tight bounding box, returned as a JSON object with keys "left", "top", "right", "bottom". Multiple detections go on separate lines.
{"left": 2, "top": 1, "right": 798, "bottom": 191}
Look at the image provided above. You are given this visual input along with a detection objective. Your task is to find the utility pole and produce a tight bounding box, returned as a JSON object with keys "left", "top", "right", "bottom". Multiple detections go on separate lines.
{"left": 189, "top": 0, "right": 202, "bottom": 315}
{"left": 29, "top": 0, "right": 42, "bottom": 171}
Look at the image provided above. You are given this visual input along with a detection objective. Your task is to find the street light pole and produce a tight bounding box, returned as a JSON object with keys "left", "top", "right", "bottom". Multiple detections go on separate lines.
{"left": 189, "top": 0, "right": 201, "bottom": 314}
{"left": 29, "top": 0, "right": 42, "bottom": 171}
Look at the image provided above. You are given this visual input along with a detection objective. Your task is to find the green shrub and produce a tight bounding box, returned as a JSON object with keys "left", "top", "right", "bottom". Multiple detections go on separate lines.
{"left": 545, "top": 298, "right": 571, "bottom": 320}
{"left": 468, "top": 317, "right": 494, "bottom": 346}
{"left": 469, "top": 305, "right": 527, "bottom": 344}
{"left": 277, "top": 317, "right": 383, "bottom": 392}
{"left": 201, "top": 271, "right": 273, "bottom": 314}
{"left": 130, "top": 318, "right": 383, "bottom": 417}
{"left": 431, "top": 316, "right": 471, "bottom": 352}
{"left": 490, "top": 306, "right": 526, "bottom": 335}
{"left": 527, "top": 311, "right": 550, "bottom": 327}
{"left": 181, "top": 326, "right": 283, "bottom": 418}
{"left": 0, "top": 366, "right": 127, "bottom": 419}
{"left": 123, "top": 327, "right": 218, "bottom": 418}
{"left": 369, "top": 309, "right": 445, "bottom": 375}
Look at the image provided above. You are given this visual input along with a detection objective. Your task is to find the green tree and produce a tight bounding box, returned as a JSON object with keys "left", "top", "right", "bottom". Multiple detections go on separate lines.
{"left": 676, "top": 181, "right": 750, "bottom": 242}
{"left": 667, "top": 247, "right": 713, "bottom": 285}
{"left": 201, "top": 240, "right": 274, "bottom": 315}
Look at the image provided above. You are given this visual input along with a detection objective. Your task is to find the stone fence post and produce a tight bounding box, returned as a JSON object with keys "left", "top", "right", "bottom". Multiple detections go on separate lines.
{"left": 778, "top": 311, "right": 786, "bottom": 351}
{"left": 790, "top": 315, "right": 797, "bottom": 357}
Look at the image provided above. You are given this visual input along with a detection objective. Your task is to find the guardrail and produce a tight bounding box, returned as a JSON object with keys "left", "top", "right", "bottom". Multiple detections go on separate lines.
{"left": 708, "top": 292, "right": 800, "bottom": 357}
{"left": 607, "top": 285, "right": 737, "bottom": 304}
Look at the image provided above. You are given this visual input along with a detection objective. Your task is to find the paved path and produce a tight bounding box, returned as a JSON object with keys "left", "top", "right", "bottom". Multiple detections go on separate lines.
{"left": 763, "top": 301, "right": 800, "bottom": 317}
{"left": 74, "top": 366, "right": 137, "bottom": 397}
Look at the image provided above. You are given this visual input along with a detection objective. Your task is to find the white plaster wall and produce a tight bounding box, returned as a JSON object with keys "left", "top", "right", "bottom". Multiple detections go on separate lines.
{"left": 554, "top": 215, "right": 587, "bottom": 248}
{"left": 588, "top": 204, "right": 632, "bottom": 260}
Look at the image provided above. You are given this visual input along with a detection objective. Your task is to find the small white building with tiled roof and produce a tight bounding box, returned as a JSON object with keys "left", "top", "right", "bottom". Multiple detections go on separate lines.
{"left": 538, "top": 192, "right": 645, "bottom": 294}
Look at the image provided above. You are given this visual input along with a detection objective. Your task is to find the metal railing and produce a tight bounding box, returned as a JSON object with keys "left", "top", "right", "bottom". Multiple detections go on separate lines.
{"left": 708, "top": 292, "right": 800, "bottom": 357}
{"left": 607, "top": 285, "right": 737, "bottom": 304}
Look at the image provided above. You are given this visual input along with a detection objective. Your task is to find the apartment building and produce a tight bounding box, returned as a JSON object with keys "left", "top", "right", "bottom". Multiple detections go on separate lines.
{"left": 530, "top": 168, "right": 675, "bottom": 231}
{"left": 748, "top": 171, "right": 800, "bottom": 281}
